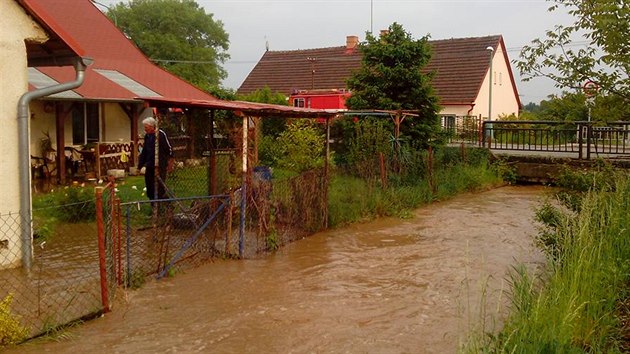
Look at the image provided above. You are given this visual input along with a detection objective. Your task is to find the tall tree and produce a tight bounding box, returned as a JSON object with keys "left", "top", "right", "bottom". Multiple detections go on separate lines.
{"left": 345, "top": 22, "right": 441, "bottom": 148}
{"left": 516, "top": 0, "right": 629, "bottom": 100}
{"left": 109, "top": 0, "right": 229, "bottom": 91}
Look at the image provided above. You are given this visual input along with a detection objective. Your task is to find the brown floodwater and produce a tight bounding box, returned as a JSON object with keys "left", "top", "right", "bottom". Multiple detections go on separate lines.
{"left": 10, "top": 185, "right": 548, "bottom": 354}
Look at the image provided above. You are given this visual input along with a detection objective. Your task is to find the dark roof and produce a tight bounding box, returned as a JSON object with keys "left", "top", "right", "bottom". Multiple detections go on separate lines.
{"left": 24, "top": 0, "right": 216, "bottom": 102}
{"left": 238, "top": 35, "right": 519, "bottom": 106}
{"left": 426, "top": 36, "right": 501, "bottom": 104}
{"left": 239, "top": 46, "right": 362, "bottom": 96}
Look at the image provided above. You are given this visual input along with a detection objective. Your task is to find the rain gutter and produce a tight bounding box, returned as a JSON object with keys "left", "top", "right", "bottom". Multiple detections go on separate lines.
{"left": 17, "top": 56, "right": 93, "bottom": 269}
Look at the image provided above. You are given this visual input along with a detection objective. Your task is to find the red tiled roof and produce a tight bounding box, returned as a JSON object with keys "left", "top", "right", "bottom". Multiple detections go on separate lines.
{"left": 24, "top": 0, "right": 216, "bottom": 102}
{"left": 238, "top": 35, "right": 520, "bottom": 107}
{"left": 17, "top": 0, "right": 86, "bottom": 66}
{"left": 240, "top": 47, "right": 363, "bottom": 96}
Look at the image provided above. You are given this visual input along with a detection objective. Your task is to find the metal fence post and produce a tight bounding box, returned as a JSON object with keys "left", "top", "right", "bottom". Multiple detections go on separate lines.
{"left": 95, "top": 187, "right": 110, "bottom": 312}
{"left": 578, "top": 123, "right": 584, "bottom": 159}
{"left": 126, "top": 205, "right": 131, "bottom": 287}
{"left": 586, "top": 123, "right": 592, "bottom": 160}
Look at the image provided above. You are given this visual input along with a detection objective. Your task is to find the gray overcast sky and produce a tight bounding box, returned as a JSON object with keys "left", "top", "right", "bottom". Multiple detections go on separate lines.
{"left": 98, "top": 0, "right": 577, "bottom": 104}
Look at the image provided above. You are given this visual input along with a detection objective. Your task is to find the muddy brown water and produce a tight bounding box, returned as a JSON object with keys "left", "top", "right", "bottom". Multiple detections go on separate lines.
{"left": 10, "top": 185, "right": 547, "bottom": 354}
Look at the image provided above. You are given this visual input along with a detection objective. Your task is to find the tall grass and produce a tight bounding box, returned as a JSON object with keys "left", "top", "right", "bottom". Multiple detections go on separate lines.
{"left": 327, "top": 147, "right": 504, "bottom": 228}
{"left": 464, "top": 170, "right": 630, "bottom": 353}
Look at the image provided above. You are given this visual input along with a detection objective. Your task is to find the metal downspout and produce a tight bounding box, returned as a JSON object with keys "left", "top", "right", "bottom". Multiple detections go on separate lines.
{"left": 17, "top": 57, "right": 92, "bottom": 269}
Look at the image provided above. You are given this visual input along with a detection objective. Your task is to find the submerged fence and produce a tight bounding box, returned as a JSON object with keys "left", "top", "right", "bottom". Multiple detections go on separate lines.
{"left": 11, "top": 111, "right": 624, "bottom": 345}
{"left": 0, "top": 201, "right": 101, "bottom": 343}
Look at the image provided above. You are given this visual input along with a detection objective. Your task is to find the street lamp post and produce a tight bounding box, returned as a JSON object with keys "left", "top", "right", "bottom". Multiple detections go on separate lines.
{"left": 92, "top": 0, "right": 118, "bottom": 26}
{"left": 486, "top": 46, "right": 494, "bottom": 141}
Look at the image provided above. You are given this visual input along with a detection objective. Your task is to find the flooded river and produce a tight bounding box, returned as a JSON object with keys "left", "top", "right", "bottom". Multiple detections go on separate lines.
{"left": 11, "top": 186, "right": 547, "bottom": 353}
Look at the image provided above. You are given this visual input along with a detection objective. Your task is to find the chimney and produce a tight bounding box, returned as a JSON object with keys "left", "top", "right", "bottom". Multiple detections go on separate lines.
{"left": 380, "top": 29, "right": 389, "bottom": 37}
{"left": 346, "top": 35, "right": 359, "bottom": 51}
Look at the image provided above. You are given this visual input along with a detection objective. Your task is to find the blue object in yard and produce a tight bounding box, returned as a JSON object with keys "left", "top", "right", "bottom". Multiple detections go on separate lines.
{"left": 253, "top": 166, "right": 272, "bottom": 181}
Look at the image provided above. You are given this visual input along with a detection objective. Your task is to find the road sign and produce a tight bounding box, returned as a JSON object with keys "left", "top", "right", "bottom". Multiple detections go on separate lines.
{"left": 583, "top": 80, "right": 599, "bottom": 97}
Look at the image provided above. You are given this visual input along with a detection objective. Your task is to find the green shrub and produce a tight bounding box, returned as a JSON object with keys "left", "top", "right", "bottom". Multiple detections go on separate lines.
{"left": 265, "top": 120, "right": 325, "bottom": 173}
{"left": 0, "top": 294, "right": 29, "bottom": 346}
{"left": 56, "top": 187, "right": 96, "bottom": 223}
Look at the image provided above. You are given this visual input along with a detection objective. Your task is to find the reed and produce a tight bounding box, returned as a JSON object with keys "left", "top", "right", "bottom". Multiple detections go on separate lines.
{"left": 464, "top": 171, "right": 630, "bottom": 353}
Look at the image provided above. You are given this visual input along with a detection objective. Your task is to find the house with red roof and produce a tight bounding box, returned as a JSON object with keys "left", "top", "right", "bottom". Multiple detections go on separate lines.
{"left": 20, "top": 0, "right": 227, "bottom": 184}
{"left": 2, "top": 0, "right": 338, "bottom": 270}
{"left": 2, "top": 0, "right": 87, "bottom": 268}
{"left": 238, "top": 34, "right": 522, "bottom": 122}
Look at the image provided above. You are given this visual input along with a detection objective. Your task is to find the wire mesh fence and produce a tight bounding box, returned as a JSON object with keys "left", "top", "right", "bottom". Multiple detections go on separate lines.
{"left": 3, "top": 109, "right": 502, "bottom": 348}
{"left": 0, "top": 200, "right": 103, "bottom": 344}
{"left": 113, "top": 195, "right": 233, "bottom": 285}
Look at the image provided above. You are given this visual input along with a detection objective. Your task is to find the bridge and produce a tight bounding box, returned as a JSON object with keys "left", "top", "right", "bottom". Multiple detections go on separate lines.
{"left": 444, "top": 118, "right": 630, "bottom": 183}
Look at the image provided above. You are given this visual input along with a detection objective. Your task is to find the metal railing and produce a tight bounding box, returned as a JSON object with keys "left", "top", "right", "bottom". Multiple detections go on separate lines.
{"left": 479, "top": 121, "right": 630, "bottom": 160}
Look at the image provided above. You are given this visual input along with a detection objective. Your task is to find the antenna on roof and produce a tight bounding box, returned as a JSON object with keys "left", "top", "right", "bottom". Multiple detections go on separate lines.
{"left": 265, "top": 36, "right": 269, "bottom": 51}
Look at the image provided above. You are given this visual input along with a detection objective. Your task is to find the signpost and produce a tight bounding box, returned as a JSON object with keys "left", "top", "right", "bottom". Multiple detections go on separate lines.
{"left": 583, "top": 80, "right": 599, "bottom": 122}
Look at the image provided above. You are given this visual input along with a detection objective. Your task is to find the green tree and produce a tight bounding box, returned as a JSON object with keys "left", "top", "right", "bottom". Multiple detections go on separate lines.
{"left": 538, "top": 92, "right": 588, "bottom": 122}
{"left": 238, "top": 87, "right": 288, "bottom": 137}
{"left": 345, "top": 22, "right": 441, "bottom": 148}
{"left": 109, "top": 0, "right": 229, "bottom": 91}
{"left": 516, "top": 0, "right": 629, "bottom": 100}
{"left": 534, "top": 92, "right": 630, "bottom": 122}
{"left": 269, "top": 120, "right": 325, "bottom": 173}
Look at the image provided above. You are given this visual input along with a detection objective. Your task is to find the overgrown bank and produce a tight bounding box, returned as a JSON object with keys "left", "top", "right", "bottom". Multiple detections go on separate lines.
{"left": 465, "top": 165, "right": 630, "bottom": 353}
{"left": 327, "top": 146, "right": 505, "bottom": 228}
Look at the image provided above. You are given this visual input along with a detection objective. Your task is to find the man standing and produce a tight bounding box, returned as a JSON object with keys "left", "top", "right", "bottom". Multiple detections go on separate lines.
{"left": 138, "top": 117, "right": 174, "bottom": 200}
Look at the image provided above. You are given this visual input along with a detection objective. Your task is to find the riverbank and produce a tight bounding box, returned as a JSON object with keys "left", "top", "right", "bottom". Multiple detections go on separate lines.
{"left": 465, "top": 167, "right": 630, "bottom": 353}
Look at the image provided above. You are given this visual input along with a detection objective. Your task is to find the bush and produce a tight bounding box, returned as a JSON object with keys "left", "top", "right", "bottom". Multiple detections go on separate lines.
{"left": 264, "top": 120, "right": 325, "bottom": 173}
{"left": 0, "top": 294, "right": 29, "bottom": 346}
{"left": 57, "top": 187, "right": 96, "bottom": 223}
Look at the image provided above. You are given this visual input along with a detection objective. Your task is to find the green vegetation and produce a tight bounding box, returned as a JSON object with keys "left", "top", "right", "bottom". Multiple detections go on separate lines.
{"left": 516, "top": 0, "right": 629, "bottom": 101}
{"left": 0, "top": 294, "right": 29, "bottom": 346}
{"left": 261, "top": 120, "right": 325, "bottom": 173}
{"left": 327, "top": 146, "right": 504, "bottom": 228}
{"left": 346, "top": 22, "right": 441, "bottom": 149}
{"left": 464, "top": 165, "right": 630, "bottom": 353}
{"left": 109, "top": 0, "right": 229, "bottom": 91}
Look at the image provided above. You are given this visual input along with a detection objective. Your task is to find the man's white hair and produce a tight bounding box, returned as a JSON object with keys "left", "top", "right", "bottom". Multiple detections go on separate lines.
{"left": 142, "top": 117, "right": 157, "bottom": 127}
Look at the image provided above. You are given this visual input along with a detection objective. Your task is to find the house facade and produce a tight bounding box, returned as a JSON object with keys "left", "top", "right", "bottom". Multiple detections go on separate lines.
{"left": 1, "top": 0, "right": 84, "bottom": 268}
{"left": 24, "top": 0, "right": 221, "bottom": 184}
{"left": 238, "top": 34, "right": 521, "bottom": 121}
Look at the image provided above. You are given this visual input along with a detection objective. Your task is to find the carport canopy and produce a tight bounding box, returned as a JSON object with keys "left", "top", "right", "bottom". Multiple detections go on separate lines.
{"left": 138, "top": 96, "right": 340, "bottom": 119}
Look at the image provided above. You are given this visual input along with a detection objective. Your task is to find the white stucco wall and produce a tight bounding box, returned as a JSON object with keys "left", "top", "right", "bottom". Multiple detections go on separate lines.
{"left": 440, "top": 105, "right": 477, "bottom": 117}
{"left": 472, "top": 46, "right": 520, "bottom": 120}
{"left": 0, "top": 0, "right": 48, "bottom": 269}
{"left": 103, "top": 103, "right": 131, "bottom": 142}
{"left": 29, "top": 101, "right": 134, "bottom": 156}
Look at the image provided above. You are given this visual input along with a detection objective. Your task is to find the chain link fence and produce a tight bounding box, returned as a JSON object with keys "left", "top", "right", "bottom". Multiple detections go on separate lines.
{"left": 1, "top": 197, "right": 102, "bottom": 344}
{"left": 3, "top": 110, "right": 498, "bottom": 347}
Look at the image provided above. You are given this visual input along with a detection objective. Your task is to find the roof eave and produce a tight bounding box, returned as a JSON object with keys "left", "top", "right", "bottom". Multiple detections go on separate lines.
{"left": 18, "top": 0, "right": 86, "bottom": 67}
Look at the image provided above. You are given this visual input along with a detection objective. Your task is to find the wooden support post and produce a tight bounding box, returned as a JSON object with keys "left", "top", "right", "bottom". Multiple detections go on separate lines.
{"left": 131, "top": 107, "right": 139, "bottom": 166}
{"left": 55, "top": 103, "right": 66, "bottom": 184}
{"left": 208, "top": 109, "right": 217, "bottom": 196}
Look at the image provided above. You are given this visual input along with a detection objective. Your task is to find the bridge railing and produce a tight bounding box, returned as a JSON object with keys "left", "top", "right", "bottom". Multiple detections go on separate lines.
{"left": 481, "top": 120, "right": 630, "bottom": 159}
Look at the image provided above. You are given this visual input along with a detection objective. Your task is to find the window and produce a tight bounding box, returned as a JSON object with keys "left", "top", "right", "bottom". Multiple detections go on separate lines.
{"left": 72, "top": 102, "right": 100, "bottom": 145}
{"left": 293, "top": 98, "right": 305, "bottom": 108}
